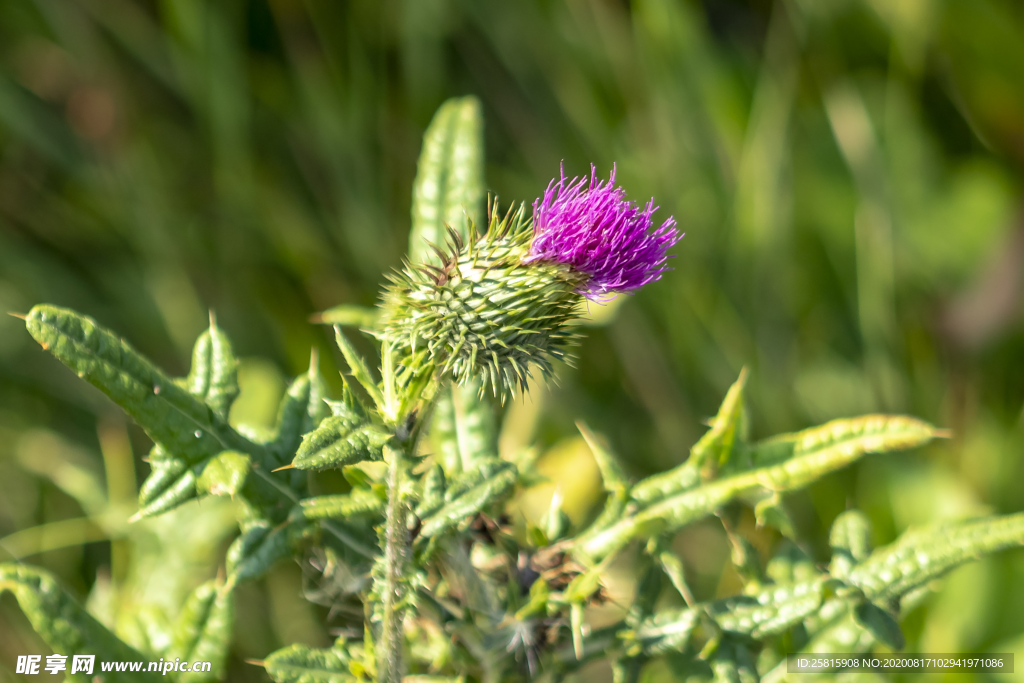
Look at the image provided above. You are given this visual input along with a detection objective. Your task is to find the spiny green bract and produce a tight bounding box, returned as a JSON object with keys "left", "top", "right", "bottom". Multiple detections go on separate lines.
{"left": 381, "top": 202, "right": 584, "bottom": 399}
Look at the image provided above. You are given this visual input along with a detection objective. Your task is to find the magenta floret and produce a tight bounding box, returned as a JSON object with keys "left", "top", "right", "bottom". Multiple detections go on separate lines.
{"left": 526, "top": 165, "right": 682, "bottom": 300}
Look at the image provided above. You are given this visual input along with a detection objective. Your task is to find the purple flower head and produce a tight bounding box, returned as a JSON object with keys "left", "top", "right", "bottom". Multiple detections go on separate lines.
{"left": 526, "top": 164, "right": 682, "bottom": 300}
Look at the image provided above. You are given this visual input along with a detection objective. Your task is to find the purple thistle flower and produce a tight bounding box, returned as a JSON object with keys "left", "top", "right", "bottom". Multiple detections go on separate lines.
{"left": 526, "top": 164, "right": 682, "bottom": 300}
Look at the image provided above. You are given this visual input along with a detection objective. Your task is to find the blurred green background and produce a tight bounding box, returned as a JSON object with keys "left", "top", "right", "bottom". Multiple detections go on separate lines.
{"left": 2, "top": 0, "right": 1024, "bottom": 681}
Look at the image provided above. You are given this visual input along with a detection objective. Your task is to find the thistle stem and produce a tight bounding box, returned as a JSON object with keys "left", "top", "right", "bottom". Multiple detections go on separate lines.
{"left": 379, "top": 442, "right": 409, "bottom": 683}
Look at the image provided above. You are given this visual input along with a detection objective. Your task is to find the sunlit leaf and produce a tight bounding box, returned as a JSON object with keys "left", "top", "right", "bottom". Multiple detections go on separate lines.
{"left": 0, "top": 564, "right": 160, "bottom": 683}
{"left": 408, "top": 96, "right": 484, "bottom": 265}
{"left": 167, "top": 579, "right": 234, "bottom": 682}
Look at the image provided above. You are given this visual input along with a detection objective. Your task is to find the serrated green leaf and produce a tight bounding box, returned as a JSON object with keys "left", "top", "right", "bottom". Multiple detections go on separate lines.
{"left": 691, "top": 368, "right": 748, "bottom": 480}
{"left": 634, "top": 577, "right": 833, "bottom": 657}
{"left": 294, "top": 489, "right": 385, "bottom": 521}
{"left": 272, "top": 353, "right": 333, "bottom": 466}
{"left": 628, "top": 463, "right": 702, "bottom": 509}
{"left": 26, "top": 305, "right": 227, "bottom": 464}
{"left": 848, "top": 512, "right": 1024, "bottom": 601}
{"left": 711, "top": 577, "right": 834, "bottom": 639}
{"left": 431, "top": 380, "right": 496, "bottom": 476}
{"left": 542, "top": 490, "right": 571, "bottom": 542}
{"left": 334, "top": 326, "right": 385, "bottom": 411}
{"left": 186, "top": 317, "right": 239, "bottom": 420}
{"left": 264, "top": 643, "right": 359, "bottom": 683}
{"left": 415, "top": 463, "right": 446, "bottom": 518}
{"left": 707, "top": 639, "right": 759, "bottom": 683}
{"left": 829, "top": 510, "right": 874, "bottom": 578}
{"left": 419, "top": 460, "right": 517, "bottom": 539}
{"left": 578, "top": 421, "right": 629, "bottom": 495}
{"left": 794, "top": 598, "right": 875, "bottom": 658}
{"left": 136, "top": 447, "right": 198, "bottom": 518}
{"left": 754, "top": 494, "right": 796, "bottom": 539}
{"left": 629, "top": 371, "right": 749, "bottom": 507}
{"left": 196, "top": 450, "right": 250, "bottom": 497}
{"left": 577, "top": 415, "right": 941, "bottom": 562}
{"left": 167, "top": 579, "right": 234, "bottom": 683}
{"left": 726, "top": 535, "right": 765, "bottom": 590}
{"left": 851, "top": 601, "right": 904, "bottom": 650}
{"left": 630, "top": 606, "right": 700, "bottom": 655}
{"left": 0, "top": 564, "right": 160, "bottom": 683}
{"left": 293, "top": 417, "right": 391, "bottom": 470}
{"left": 226, "top": 519, "right": 312, "bottom": 585}
{"left": 749, "top": 416, "right": 940, "bottom": 490}
{"left": 765, "top": 542, "right": 820, "bottom": 586}
{"left": 409, "top": 96, "right": 484, "bottom": 265}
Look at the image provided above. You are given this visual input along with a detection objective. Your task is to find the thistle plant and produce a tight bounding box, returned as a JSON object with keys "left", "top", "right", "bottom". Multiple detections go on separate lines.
{"left": 3, "top": 96, "right": 1023, "bottom": 683}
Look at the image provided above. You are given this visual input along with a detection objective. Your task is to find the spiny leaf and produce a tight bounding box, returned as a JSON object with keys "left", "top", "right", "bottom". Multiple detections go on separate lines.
{"left": 708, "top": 639, "right": 759, "bottom": 683}
{"left": 627, "top": 463, "right": 701, "bottom": 509}
{"left": 578, "top": 421, "right": 629, "bottom": 495}
{"left": 0, "top": 564, "right": 160, "bottom": 683}
{"left": 730, "top": 415, "right": 943, "bottom": 478}
{"left": 851, "top": 601, "right": 904, "bottom": 650}
{"left": 167, "top": 579, "right": 234, "bottom": 683}
{"left": 196, "top": 450, "right": 250, "bottom": 498}
{"left": 765, "top": 542, "right": 820, "bottom": 586}
{"left": 293, "top": 489, "right": 385, "bottom": 521}
{"left": 415, "top": 463, "right": 446, "bottom": 519}
{"left": 577, "top": 415, "right": 942, "bottom": 562}
{"left": 430, "top": 379, "right": 497, "bottom": 476}
{"left": 136, "top": 447, "right": 198, "bottom": 518}
{"left": 629, "top": 370, "right": 748, "bottom": 506}
{"left": 725, "top": 534, "right": 765, "bottom": 591}
{"left": 418, "top": 460, "right": 517, "bottom": 539}
{"left": 186, "top": 314, "right": 239, "bottom": 421}
{"left": 848, "top": 512, "right": 1024, "bottom": 601}
{"left": 709, "top": 577, "right": 835, "bottom": 639}
{"left": 334, "top": 326, "right": 385, "bottom": 411}
{"left": 226, "top": 518, "right": 314, "bottom": 586}
{"left": 264, "top": 643, "right": 360, "bottom": 683}
{"left": 409, "top": 95, "right": 484, "bottom": 265}
{"left": 272, "top": 352, "right": 332, "bottom": 467}
{"left": 633, "top": 576, "right": 833, "bottom": 657}
{"left": 753, "top": 493, "right": 796, "bottom": 539}
{"left": 690, "top": 368, "right": 748, "bottom": 480}
{"left": 292, "top": 417, "right": 392, "bottom": 471}
{"left": 629, "top": 607, "right": 700, "bottom": 655}
{"left": 829, "top": 510, "right": 874, "bottom": 579}
{"left": 25, "top": 305, "right": 229, "bottom": 463}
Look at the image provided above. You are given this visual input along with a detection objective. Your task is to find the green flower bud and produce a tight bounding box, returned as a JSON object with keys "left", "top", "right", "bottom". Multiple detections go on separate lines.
{"left": 382, "top": 203, "right": 584, "bottom": 399}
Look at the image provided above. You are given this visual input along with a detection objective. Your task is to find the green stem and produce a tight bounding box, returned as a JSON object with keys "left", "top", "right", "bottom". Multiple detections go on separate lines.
{"left": 379, "top": 442, "right": 410, "bottom": 683}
